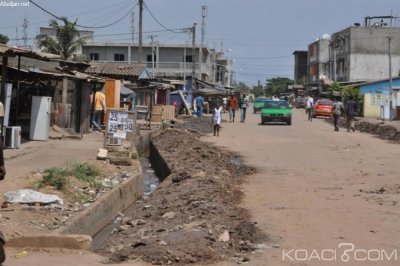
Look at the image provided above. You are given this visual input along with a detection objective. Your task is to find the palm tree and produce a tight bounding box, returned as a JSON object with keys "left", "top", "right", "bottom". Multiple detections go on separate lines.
{"left": 36, "top": 17, "right": 84, "bottom": 60}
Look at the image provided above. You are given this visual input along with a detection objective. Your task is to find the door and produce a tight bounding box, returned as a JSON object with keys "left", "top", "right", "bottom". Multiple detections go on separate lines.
{"left": 30, "top": 96, "right": 52, "bottom": 141}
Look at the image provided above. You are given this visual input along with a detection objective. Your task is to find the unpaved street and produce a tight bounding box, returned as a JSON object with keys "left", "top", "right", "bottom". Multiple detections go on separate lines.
{"left": 206, "top": 108, "right": 400, "bottom": 266}
{"left": 4, "top": 107, "right": 400, "bottom": 266}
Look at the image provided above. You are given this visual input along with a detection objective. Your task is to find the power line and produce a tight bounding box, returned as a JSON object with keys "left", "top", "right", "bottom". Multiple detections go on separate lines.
{"left": 29, "top": 0, "right": 137, "bottom": 29}
{"left": 143, "top": 1, "right": 190, "bottom": 34}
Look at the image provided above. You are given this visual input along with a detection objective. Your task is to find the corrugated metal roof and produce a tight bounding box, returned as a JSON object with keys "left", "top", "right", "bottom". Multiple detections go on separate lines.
{"left": 0, "top": 44, "right": 59, "bottom": 60}
{"left": 85, "top": 63, "right": 147, "bottom": 77}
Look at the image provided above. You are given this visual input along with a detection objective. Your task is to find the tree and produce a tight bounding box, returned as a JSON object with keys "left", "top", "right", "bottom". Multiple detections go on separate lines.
{"left": 0, "top": 34, "right": 9, "bottom": 44}
{"left": 251, "top": 80, "right": 264, "bottom": 97}
{"left": 265, "top": 77, "right": 294, "bottom": 96}
{"left": 36, "top": 17, "right": 84, "bottom": 60}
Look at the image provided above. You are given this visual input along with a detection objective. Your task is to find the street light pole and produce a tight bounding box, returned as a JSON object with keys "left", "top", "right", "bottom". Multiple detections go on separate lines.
{"left": 388, "top": 36, "right": 393, "bottom": 121}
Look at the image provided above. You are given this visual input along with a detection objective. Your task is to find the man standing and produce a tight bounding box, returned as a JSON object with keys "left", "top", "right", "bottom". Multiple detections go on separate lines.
{"left": 345, "top": 96, "right": 356, "bottom": 132}
{"left": 0, "top": 138, "right": 6, "bottom": 264}
{"left": 227, "top": 95, "right": 238, "bottom": 122}
{"left": 332, "top": 97, "right": 344, "bottom": 131}
{"left": 195, "top": 95, "right": 204, "bottom": 117}
{"left": 92, "top": 88, "right": 106, "bottom": 132}
{"left": 239, "top": 94, "right": 248, "bottom": 123}
{"left": 306, "top": 95, "right": 314, "bottom": 121}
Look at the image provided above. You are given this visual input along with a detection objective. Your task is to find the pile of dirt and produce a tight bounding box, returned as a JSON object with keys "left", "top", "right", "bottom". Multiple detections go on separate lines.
{"left": 173, "top": 116, "right": 214, "bottom": 134}
{"left": 98, "top": 128, "right": 264, "bottom": 265}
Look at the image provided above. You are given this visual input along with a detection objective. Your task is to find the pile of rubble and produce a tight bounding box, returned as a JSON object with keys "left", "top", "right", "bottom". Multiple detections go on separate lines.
{"left": 98, "top": 128, "right": 265, "bottom": 265}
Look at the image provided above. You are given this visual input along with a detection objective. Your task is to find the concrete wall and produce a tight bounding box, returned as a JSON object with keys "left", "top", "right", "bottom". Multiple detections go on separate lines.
{"left": 332, "top": 26, "right": 400, "bottom": 82}
{"left": 363, "top": 94, "right": 381, "bottom": 118}
{"left": 59, "top": 161, "right": 143, "bottom": 237}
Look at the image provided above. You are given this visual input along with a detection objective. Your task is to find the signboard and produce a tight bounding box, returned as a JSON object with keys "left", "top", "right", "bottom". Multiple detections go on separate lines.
{"left": 107, "top": 110, "right": 134, "bottom": 133}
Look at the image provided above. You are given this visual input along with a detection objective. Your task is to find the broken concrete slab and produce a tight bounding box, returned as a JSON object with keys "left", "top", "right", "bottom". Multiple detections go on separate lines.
{"left": 96, "top": 148, "right": 108, "bottom": 160}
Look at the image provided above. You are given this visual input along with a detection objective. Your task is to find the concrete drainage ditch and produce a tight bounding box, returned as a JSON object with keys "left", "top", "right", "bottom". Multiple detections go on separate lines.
{"left": 6, "top": 131, "right": 165, "bottom": 251}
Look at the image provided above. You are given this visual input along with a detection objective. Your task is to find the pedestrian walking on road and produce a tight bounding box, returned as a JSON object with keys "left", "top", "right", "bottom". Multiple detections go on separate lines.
{"left": 195, "top": 95, "right": 204, "bottom": 117}
{"left": 228, "top": 95, "right": 238, "bottom": 122}
{"left": 0, "top": 138, "right": 7, "bottom": 264}
{"left": 306, "top": 95, "right": 314, "bottom": 121}
{"left": 213, "top": 104, "right": 223, "bottom": 136}
{"left": 92, "top": 87, "right": 106, "bottom": 132}
{"left": 239, "top": 95, "right": 248, "bottom": 123}
{"left": 345, "top": 96, "right": 356, "bottom": 132}
{"left": 332, "top": 97, "right": 344, "bottom": 131}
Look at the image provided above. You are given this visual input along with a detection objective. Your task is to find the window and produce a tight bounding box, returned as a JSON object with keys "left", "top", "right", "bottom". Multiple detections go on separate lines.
{"left": 185, "top": 55, "right": 193, "bottom": 63}
{"left": 146, "top": 54, "right": 157, "bottom": 62}
{"left": 90, "top": 53, "right": 99, "bottom": 61}
{"left": 114, "top": 54, "right": 125, "bottom": 61}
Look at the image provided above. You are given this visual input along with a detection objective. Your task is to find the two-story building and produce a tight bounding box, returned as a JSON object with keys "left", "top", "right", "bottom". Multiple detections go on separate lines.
{"left": 81, "top": 42, "right": 231, "bottom": 86}
{"left": 331, "top": 21, "right": 400, "bottom": 82}
{"left": 307, "top": 37, "right": 331, "bottom": 93}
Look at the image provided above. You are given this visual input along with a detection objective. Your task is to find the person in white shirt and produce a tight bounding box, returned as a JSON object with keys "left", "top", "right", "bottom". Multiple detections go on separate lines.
{"left": 306, "top": 95, "right": 314, "bottom": 121}
{"left": 213, "top": 104, "right": 223, "bottom": 136}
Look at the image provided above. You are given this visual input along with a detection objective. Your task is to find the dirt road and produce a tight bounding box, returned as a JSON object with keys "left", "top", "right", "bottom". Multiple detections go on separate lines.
{"left": 4, "top": 108, "right": 400, "bottom": 265}
{"left": 205, "top": 108, "right": 400, "bottom": 266}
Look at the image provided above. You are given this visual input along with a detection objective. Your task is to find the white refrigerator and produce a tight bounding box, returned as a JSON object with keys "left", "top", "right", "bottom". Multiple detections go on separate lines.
{"left": 30, "top": 96, "right": 52, "bottom": 141}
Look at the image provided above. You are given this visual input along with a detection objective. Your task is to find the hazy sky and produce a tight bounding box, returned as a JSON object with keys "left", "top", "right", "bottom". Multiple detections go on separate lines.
{"left": 1, "top": 0, "right": 400, "bottom": 85}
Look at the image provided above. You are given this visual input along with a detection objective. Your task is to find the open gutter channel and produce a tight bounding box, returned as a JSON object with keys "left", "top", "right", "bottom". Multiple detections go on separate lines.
{"left": 92, "top": 141, "right": 170, "bottom": 251}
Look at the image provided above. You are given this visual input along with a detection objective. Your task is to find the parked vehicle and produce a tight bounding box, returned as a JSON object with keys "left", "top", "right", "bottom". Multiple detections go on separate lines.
{"left": 260, "top": 100, "right": 292, "bottom": 125}
{"left": 313, "top": 99, "right": 334, "bottom": 117}
{"left": 295, "top": 96, "right": 306, "bottom": 108}
{"left": 253, "top": 97, "right": 269, "bottom": 113}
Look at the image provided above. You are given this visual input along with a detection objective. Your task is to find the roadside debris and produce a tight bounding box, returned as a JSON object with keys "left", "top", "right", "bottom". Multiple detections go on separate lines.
{"left": 4, "top": 189, "right": 64, "bottom": 205}
{"left": 98, "top": 128, "right": 263, "bottom": 265}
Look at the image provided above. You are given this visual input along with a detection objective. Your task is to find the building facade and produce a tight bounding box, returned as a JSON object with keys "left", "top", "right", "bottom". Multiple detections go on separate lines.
{"left": 307, "top": 38, "right": 331, "bottom": 92}
{"left": 81, "top": 42, "right": 232, "bottom": 86}
{"left": 331, "top": 25, "right": 400, "bottom": 82}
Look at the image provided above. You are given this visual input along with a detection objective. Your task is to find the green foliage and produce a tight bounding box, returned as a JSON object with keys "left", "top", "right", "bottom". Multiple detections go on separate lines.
{"left": 36, "top": 17, "right": 84, "bottom": 60}
{"left": 342, "top": 86, "right": 363, "bottom": 116}
{"left": 0, "top": 34, "right": 9, "bottom": 44}
{"left": 38, "top": 162, "right": 102, "bottom": 190}
{"left": 231, "top": 81, "right": 251, "bottom": 94}
{"left": 265, "top": 77, "right": 294, "bottom": 97}
{"left": 68, "top": 161, "right": 102, "bottom": 188}
{"left": 327, "top": 81, "right": 341, "bottom": 98}
{"left": 39, "top": 167, "right": 69, "bottom": 190}
{"left": 251, "top": 80, "right": 264, "bottom": 97}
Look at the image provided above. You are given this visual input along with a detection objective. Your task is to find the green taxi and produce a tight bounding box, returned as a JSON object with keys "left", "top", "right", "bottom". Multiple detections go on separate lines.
{"left": 260, "top": 100, "right": 292, "bottom": 125}
{"left": 253, "top": 97, "right": 269, "bottom": 113}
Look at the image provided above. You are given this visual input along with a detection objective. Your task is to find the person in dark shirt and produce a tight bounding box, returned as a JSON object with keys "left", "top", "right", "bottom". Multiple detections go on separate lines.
{"left": 345, "top": 96, "right": 356, "bottom": 132}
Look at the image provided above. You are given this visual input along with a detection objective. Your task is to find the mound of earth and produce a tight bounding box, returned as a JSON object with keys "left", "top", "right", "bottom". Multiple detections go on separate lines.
{"left": 98, "top": 128, "right": 264, "bottom": 265}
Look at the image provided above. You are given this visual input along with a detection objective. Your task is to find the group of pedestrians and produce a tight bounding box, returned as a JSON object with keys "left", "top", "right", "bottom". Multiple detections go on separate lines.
{"left": 305, "top": 94, "right": 356, "bottom": 132}
{"left": 196, "top": 94, "right": 249, "bottom": 137}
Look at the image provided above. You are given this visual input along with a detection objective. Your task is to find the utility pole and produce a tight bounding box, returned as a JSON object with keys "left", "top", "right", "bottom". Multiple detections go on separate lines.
{"left": 191, "top": 23, "right": 197, "bottom": 84}
{"left": 128, "top": 11, "right": 134, "bottom": 63}
{"left": 388, "top": 36, "right": 393, "bottom": 121}
{"left": 22, "top": 17, "right": 28, "bottom": 48}
{"left": 183, "top": 41, "right": 187, "bottom": 91}
{"left": 15, "top": 27, "right": 19, "bottom": 47}
{"left": 200, "top": 5, "right": 207, "bottom": 77}
{"left": 138, "top": 0, "right": 143, "bottom": 63}
{"left": 149, "top": 35, "right": 156, "bottom": 77}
